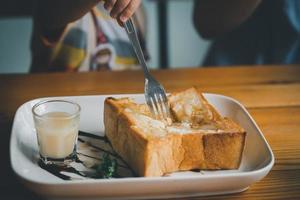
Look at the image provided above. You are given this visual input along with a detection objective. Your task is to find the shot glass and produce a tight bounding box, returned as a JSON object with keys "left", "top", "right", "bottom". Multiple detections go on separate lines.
{"left": 32, "top": 100, "right": 81, "bottom": 165}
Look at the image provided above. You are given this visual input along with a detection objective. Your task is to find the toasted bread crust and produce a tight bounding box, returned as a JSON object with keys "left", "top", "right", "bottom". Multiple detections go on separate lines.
{"left": 104, "top": 88, "right": 246, "bottom": 177}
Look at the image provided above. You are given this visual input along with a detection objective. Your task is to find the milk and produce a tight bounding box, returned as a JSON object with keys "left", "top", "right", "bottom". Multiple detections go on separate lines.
{"left": 35, "top": 112, "right": 79, "bottom": 159}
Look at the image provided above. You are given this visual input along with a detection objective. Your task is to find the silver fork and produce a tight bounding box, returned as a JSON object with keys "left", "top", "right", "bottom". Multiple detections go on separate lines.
{"left": 124, "top": 19, "right": 170, "bottom": 121}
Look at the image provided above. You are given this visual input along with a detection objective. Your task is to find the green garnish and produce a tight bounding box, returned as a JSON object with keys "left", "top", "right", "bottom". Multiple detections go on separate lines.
{"left": 97, "top": 153, "right": 117, "bottom": 178}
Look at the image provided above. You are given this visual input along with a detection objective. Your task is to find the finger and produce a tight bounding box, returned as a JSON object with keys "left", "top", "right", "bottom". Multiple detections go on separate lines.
{"left": 116, "top": 18, "right": 124, "bottom": 27}
{"left": 119, "top": 0, "right": 141, "bottom": 23}
{"left": 104, "top": 0, "right": 117, "bottom": 12}
{"left": 110, "top": 0, "right": 130, "bottom": 19}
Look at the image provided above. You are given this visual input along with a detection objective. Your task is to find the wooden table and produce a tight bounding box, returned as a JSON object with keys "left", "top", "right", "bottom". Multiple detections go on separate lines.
{"left": 1, "top": 65, "right": 299, "bottom": 199}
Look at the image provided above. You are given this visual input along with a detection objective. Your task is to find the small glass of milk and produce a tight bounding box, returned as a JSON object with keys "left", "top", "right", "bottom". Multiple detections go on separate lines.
{"left": 32, "top": 100, "right": 81, "bottom": 165}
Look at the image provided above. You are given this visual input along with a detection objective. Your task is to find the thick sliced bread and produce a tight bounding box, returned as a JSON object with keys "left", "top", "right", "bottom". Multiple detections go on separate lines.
{"left": 104, "top": 87, "right": 246, "bottom": 177}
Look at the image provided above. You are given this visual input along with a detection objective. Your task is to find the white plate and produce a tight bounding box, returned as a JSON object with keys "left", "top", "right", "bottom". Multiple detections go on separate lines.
{"left": 10, "top": 94, "right": 274, "bottom": 200}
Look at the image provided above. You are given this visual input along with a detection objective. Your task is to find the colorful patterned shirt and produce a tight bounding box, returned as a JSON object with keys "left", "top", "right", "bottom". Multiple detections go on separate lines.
{"left": 31, "top": 4, "right": 147, "bottom": 73}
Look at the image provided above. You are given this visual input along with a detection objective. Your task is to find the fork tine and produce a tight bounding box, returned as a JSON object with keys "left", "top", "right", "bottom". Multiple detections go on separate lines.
{"left": 159, "top": 90, "right": 171, "bottom": 118}
{"left": 156, "top": 93, "right": 168, "bottom": 120}
{"left": 146, "top": 97, "right": 155, "bottom": 116}
{"left": 154, "top": 93, "right": 164, "bottom": 119}
{"left": 150, "top": 96, "right": 159, "bottom": 119}
{"left": 163, "top": 102, "right": 170, "bottom": 120}
{"left": 147, "top": 97, "right": 156, "bottom": 115}
{"left": 160, "top": 91, "right": 168, "bottom": 104}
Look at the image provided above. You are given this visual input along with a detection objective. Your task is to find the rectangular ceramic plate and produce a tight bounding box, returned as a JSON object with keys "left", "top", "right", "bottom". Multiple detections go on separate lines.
{"left": 10, "top": 94, "right": 274, "bottom": 200}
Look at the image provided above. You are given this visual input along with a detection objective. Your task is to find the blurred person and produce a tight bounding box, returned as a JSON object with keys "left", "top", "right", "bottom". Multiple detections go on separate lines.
{"left": 193, "top": 0, "right": 300, "bottom": 66}
{"left": 31, "top": 0, "right": 148, "bottom": 72}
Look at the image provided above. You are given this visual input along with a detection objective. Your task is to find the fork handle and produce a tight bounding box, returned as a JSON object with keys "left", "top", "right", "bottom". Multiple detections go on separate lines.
{"left": 124, "top": 19, "right": 150, "bottom": 76}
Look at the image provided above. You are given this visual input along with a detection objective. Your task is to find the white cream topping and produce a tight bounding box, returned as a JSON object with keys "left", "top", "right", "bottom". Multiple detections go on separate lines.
{"left": 124, "top": 108, "right": 133, "bottom": 113}
{"left": 166, "top": 126, "right": 192, "bottom": 134}
{"left": 166, "top": 123, "right": 222, "bottom": 135}
{"left": 126, "top": 107, "right": 222, "bottom": 137}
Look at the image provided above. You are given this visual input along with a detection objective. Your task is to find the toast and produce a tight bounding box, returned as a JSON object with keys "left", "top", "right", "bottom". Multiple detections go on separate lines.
{"left": 104, "top": 87, "right": 246, "bottom": 177}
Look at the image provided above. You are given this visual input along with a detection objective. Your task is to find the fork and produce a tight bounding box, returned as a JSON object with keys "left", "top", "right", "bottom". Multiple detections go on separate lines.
{"left": 124, "top": 19, "right": 170, "bottom": 121}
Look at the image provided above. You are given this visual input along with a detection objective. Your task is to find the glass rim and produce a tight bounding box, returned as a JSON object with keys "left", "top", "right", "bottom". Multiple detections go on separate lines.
{"left": 32, "top": 99, "right": 81, "bottom": 119}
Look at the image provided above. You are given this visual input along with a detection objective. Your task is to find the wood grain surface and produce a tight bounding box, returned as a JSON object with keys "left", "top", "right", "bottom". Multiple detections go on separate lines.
{"left": 0, "top": 65, "right": 299, "bottom": 199}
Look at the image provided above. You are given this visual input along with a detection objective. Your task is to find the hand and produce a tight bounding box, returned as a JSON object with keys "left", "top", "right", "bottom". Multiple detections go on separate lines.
{"left": 103, "top": 0, "right": 141, "bottom": 23}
